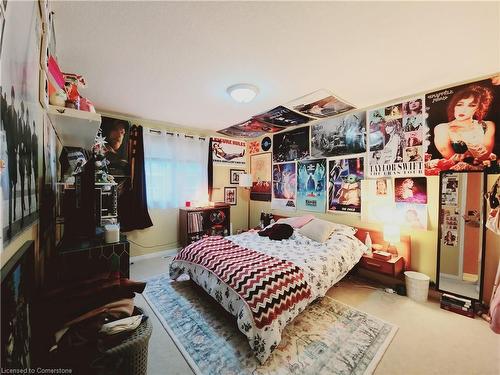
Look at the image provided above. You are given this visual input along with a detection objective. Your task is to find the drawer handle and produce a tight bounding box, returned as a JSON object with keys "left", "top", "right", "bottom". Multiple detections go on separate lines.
{"left": 366, "top": 261, "right": 381, "bottom": 268}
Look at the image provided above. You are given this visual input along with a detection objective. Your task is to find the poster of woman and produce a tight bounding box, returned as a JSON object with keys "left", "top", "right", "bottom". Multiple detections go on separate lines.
{"left": 297, "top": 159, "right": 326, "bottom": 212}
{"left": 394, "top": 177, "right": 427, "bottom": 204}
{"left": 328, "top": 157, "right": 364, "bottom": 213}
{"left": 424, "top": 76, "right": 500, "bottom": 175}
{"left": 395, "top": 203, "right": 427, "bottom": 230}
{"left": 271, "top": 162, "right": 296, "bottom": 210}
{"left": 367, "top": 97, "right": 424, "bottom": 177}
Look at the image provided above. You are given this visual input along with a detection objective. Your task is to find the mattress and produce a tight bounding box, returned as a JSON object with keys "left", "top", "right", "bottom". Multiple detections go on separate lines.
{"left": 169, "top": 229, "right": 366, "bottom": 363}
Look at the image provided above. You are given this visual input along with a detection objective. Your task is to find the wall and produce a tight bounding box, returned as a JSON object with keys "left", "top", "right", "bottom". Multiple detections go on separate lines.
{"left": 463, "top": 173, "right": 481, "bottom": 276}
{"left": 483, "top": 174, "right": 500, "bottom": 303}
{"left": 98, "top": 111, "right": 249, "bottom": 257}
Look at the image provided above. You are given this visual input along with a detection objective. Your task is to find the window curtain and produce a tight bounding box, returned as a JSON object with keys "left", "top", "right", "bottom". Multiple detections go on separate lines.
{"left": 143, "top": 129, "right": 209, "bottom": 209}
{"left": 119, "top": 125, "right": 153, "bottom": 231}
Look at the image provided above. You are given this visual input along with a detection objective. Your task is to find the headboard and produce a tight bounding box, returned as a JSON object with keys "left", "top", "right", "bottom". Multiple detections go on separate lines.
{"left": 273, "top": 214, "right": 412, "bottom": 270}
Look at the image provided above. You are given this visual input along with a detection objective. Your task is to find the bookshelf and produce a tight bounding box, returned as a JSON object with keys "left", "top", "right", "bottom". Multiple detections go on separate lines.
{"left": 179, "top": 205, "right": 231, "bottom": 247}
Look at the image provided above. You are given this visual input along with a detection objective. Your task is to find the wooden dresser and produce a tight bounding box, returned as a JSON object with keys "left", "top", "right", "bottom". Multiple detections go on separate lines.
{"left": 359, "top": 254, "right": 405, "bottom": 277}
{"left": 179, "top": 204, "right": 231, "bottom": 247}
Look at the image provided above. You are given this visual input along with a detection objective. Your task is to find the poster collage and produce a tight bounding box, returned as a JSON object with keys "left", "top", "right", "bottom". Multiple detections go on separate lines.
{"left": 245, "top": 75, "right": 500, "bottom": 230}
{"left": 440, "top": 173, "right": 460, "bottom": 247}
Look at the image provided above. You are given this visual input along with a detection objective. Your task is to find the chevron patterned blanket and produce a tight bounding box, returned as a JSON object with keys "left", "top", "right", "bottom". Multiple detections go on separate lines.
{"left": 173, "top": 236, "right": 312, "bottom": 329}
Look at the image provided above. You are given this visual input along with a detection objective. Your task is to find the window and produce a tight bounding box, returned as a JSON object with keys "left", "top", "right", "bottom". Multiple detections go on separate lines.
{"left": 144, "top": 130, "right": 209, "bottom": 209}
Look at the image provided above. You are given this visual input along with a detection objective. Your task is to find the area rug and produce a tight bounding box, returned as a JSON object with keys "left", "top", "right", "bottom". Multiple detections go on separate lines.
{"left": 143, "top": 274, "right": 397, "bottom": 375}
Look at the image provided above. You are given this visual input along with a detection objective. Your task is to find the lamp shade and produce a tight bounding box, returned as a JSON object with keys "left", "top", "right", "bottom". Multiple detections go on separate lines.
{"left": 238, "top": 173, "right": 253, "bottom": 188}
{"left": 383, "top": 224, "right": 400, "bottom": 244}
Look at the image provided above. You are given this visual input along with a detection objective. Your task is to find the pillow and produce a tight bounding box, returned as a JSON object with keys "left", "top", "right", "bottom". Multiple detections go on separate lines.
{"left": 298, "top": 218, "right": 356, "bottom": 243}
{"left": 276, "top": 215, "right": 314, "bottom": 228}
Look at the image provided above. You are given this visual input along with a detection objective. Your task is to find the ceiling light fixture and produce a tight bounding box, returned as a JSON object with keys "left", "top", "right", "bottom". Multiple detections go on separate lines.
{"left": 227, "top": 83, "right": 259, "bottom": 103}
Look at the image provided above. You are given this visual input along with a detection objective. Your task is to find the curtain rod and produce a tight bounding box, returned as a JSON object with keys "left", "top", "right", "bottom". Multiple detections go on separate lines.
{"left": 147, "top": 128, "right": 206, "bottom": 141}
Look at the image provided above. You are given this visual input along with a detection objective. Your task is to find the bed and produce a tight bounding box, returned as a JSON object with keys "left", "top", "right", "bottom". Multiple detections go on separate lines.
{"left": 169, "top": 224, "right": 367, "bottom": 364}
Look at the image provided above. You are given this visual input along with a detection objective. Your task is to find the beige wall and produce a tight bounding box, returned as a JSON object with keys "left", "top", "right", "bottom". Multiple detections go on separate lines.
{"left": 99, "top": 111, "right": 249, "bottom": 257}
{"left": 483, "top": 174, "right": 500, "bottom": 304}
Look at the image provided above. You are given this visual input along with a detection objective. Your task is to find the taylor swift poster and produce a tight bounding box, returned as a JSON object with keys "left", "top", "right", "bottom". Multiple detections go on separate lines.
{"left": 328, "top": 157, "right": 364, "bottom": 213}
{"left": 271, "top": 162, "right": 297, "bottom": 211}
{"left": 297, "top": 159, "right": 327, "bottom": 213}
{"left": 311, "top": 110, "right": 366, "bottom": 158}
{"left": 367, "top": 97, "right": 424, "bottom": 177}
{"left": 273, "top": 126, "right": 310, "bottom": 163}
{"left": 424, "top": 75, "right": 500, "bottom": 175}
{"left": 1, "top": 1, "right": 43, "bottom": 247}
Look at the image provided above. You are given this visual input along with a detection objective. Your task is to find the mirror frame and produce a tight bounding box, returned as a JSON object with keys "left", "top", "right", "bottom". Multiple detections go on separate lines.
{"left": 436, "top": 170, "right": 487, "bottom": 302}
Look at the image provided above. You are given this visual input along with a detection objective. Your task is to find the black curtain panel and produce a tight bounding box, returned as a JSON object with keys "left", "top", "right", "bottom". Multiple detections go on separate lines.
{"left": 208, "top": 137, "right": 214, "bottom": 201}
{"left": 120, "top": 125, "right": 153, "bottom": 231}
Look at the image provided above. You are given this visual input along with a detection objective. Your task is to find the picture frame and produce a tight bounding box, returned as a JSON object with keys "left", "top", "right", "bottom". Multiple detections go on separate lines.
{"left": 230, "top": 169, "right": 245, "bottom": 185}
{"left": 224, "top": 187, "right": 237, "bottom": 206}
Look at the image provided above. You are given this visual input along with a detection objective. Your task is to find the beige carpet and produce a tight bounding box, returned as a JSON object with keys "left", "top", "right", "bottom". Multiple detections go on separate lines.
{"left": 131, "top": 256, "right": 500, "bottom": 375}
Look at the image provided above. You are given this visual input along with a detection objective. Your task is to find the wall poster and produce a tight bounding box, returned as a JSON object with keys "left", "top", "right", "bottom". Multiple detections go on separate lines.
{"left": 367, "top": 98, "right": 424, "bottom": 177}
{"left": 394, "top": 177, "right": 427, "bottom": 204}
{"left": 328, "top": 157, "right": 364, "bottom": 213}
{"left": 250, "top": 153, "right": 271, "bottom": 201}
{"left": 360, "top": 179, "right": 394, "bottom": 224}
{"left": 100, "top": 116, "right": 131, "bottom": 176}
{"left": 1, "top": 1, "right": 43, "bottom": 247}
{"left": 253, "top": 105, "right": 312, "bottom": 128}
{"left": 424, "top": 76, "right": 500, "bottom": 175}
{"left": 287, "top": 89, "right": 355, "bottom": 119}
{"left": 211, "top": 137, "right": 246, "bottom": 166}
{"left": 271, "top": 162, "right": 297, "bottom": 211}
{"left": 311, "top": 110, "right": 366, "bottom": 158}
{"left": 272, "top": 126, "right": 310, "bottom": 163}
{"left": 395, "top": 203, "right": 428, "bottom": 230}
{"left": 297, "top": 159, "right": 327, "bottom": 212}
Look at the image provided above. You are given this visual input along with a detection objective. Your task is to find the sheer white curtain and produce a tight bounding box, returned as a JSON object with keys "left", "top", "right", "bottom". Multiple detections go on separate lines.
{"left": 143, "top": 129, "right": 209, "bottom": 209}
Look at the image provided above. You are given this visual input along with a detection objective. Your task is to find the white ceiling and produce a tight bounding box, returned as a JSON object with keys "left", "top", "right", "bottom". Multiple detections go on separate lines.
{"left": 53, "top": 1, "right": 500, "bottom": 131}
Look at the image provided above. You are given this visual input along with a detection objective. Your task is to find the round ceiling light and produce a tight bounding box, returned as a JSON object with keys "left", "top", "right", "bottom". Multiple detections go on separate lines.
{"left": 227, "top": 83, "right": 259, "bottom": 103}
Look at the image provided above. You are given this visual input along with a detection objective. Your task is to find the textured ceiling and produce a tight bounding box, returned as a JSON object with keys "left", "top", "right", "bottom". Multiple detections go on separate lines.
{"left": 52, "top": 1, "right": 500, "bottom": 131}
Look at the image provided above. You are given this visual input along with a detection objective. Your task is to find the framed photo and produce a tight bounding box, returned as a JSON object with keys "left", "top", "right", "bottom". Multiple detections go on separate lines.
{"left": 230, "top": 169, "right": 245, "bottom": 185}
{"left": 224, "top": 187, "right": 237, "bottom": 206}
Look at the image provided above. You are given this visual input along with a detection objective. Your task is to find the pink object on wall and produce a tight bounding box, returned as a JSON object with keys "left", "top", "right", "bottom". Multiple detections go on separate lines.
{"left": 47, "top": 55, "right": 65, "bottom": 91}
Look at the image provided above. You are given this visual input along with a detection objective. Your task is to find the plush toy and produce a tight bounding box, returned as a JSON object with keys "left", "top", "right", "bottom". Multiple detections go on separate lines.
{"left": 62, "top": 72, "right": 96, "bottom": 112}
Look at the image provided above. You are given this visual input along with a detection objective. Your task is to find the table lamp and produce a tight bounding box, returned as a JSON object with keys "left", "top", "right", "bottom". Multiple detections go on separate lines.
{"left": 383, "top": 224, "right": 400, "bottom": 255}
{"left": 238, "top": 173, "right": 253, "bottom": 229}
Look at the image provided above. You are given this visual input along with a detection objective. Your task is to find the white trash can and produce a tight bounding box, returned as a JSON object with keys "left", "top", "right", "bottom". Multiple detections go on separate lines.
{"left": 404, "top": 271, "right": 430, "bottom": 302}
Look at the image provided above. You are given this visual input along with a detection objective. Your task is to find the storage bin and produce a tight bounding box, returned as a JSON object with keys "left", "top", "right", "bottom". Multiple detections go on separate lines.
{"left": 404, "top": 271, "right": 430, "bottom": 302}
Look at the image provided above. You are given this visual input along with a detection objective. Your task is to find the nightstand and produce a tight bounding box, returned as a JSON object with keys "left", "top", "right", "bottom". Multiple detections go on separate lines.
{"left": 359, "top": 254, "right": 404, "bottom": 277}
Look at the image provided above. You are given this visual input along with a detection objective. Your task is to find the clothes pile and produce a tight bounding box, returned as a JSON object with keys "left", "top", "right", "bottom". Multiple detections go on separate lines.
{"left": 34, "top": 271, "right": 147, "bottom": 374}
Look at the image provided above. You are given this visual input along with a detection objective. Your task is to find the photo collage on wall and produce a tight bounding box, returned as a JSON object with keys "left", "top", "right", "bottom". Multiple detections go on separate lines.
{"left": 367, "top": 97, "right": 424, "bottom": 177}
{"left": 440, "top": 173, "right": 460, "bottom": 247}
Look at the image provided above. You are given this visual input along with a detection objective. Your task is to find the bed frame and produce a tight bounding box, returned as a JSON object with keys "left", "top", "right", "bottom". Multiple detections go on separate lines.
{"left": 272, "top": 214, "right": 412, "bottom": 270}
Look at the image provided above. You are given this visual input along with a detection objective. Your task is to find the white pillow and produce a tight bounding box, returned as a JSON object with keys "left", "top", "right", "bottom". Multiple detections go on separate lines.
{"left": 298, "top": 218, "right": 356, "bottom": 243}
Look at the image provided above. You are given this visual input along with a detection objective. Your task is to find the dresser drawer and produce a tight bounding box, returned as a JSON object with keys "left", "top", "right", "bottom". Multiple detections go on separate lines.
{"left": 359, "top": 255, "right": 404, "bottom": 277}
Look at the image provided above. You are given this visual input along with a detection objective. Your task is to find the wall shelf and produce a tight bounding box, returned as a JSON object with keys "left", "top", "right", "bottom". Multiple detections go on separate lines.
{"left": 47, "top": 105, "right": 101, "bottom": 149}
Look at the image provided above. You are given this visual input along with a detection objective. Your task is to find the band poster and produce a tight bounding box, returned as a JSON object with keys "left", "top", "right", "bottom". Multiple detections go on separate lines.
{"left": 328, "top": 157, "right": 364, "bottom": 213}
{"left": 271, "top": 162, "right": 297, "bottom": 211}
{"left": 297, "top": 159, "right": 327, "bottom": 213}
{"left": 250, "top": 153, "right": 272, "bottom": 201}
{"left": 367, "top": 97, "right": 424, "bottom": 177}
{"left": 311, "top": 110, "right": 366, "bottom": 158}
{"left": 424, "top": 76, "right": 500, "bottom": 175}
{"left": 211, "top": 137, "right": 246, "bottom": 165}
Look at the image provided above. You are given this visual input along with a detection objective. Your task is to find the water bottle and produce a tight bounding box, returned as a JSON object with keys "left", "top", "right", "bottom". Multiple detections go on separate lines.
{"left": 364, "top": 232, "right": 373, "bottom": 255}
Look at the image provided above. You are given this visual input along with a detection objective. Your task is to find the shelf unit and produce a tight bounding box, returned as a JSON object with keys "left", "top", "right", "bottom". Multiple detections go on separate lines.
{"left": 47, "top": 105, "right": 101, "bottom": 149}
{"left": 179, "top": 205, "right": 231, "bottom": 247}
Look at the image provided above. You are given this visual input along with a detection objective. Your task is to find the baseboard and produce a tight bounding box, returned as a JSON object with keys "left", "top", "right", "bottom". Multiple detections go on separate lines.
{"left": 130, "top": 248, "right": 179, "bottom": 262}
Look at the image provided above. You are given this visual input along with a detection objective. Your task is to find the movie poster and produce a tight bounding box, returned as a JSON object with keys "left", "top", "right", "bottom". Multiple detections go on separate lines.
{"left": 1, "top": 1, "right": 43, "bottom": 247}
{"left": 328, "top": 157, "right": 364, "bottom": 213}
{"left": 273, "top": 127, "right": 310, "bottom": 163}
{"left": 367, "top": 98, "right": 424, "bottom": 177}
{"left": 311, "top": 111, "right": 366, "bottom": 158}
{"left": 250, "top": 153, "right": 271, "bottom": 201}
{"left": 394, "top": 177, "right": 427, "bottom": 204}
{"left": 271, "top": 162, "right": 297, "bottom": 211}
{"left": 211, "top": 137, "right": 246, "bottom": 166}
{"left": 218, "top": 119, "right": 283, "bottom": 139}
{"left": 253, "top": 105, "right": 312, "bottom": 128}
{"left": 297, "top": 159, "right": 327, "bottom": 212}
{"left": 287, "top": 89, "right": 355, "bottom": 119}
{"left": 424, "top": 76, "right": 500, "bottom": 175}
{"left": 395, "top": 203, "right": 427, "bottom": 230}
{"left": 100, "top": 116, "right": 131, "bottom": 176}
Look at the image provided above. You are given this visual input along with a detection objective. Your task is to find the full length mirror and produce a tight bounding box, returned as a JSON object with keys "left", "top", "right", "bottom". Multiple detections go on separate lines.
{"left": 437, "top": 171, "right": 486, "bottom": 300}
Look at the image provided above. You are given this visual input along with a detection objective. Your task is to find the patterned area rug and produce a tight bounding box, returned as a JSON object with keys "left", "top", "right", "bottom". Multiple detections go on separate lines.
{"left": 143, "top": 274, "right": 397, "bottom": 375}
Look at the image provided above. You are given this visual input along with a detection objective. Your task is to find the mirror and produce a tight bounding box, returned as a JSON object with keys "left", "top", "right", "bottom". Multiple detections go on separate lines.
{"left": 437, "top": 170, "right": 486, "bottom": 300}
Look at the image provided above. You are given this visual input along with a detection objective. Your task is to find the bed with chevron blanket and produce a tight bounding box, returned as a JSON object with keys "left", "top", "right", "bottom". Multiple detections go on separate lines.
{"left": 169, "top": 228, "right": 366, "bottom": 364}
